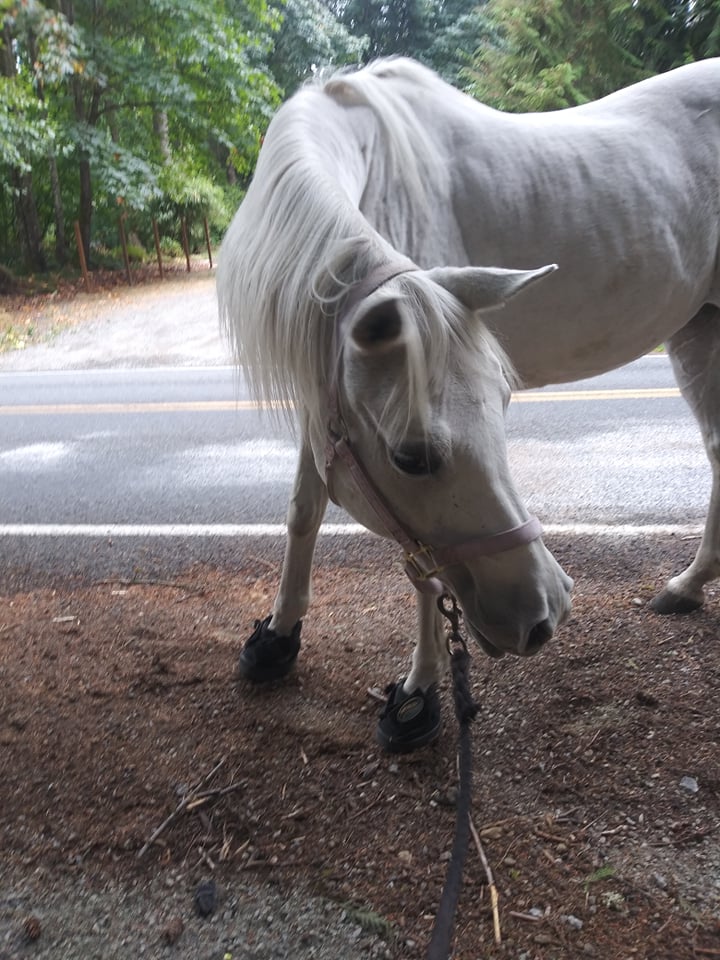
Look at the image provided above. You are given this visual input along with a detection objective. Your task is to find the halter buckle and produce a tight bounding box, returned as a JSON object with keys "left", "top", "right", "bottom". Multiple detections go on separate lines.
{"left": 404, "top": 544, "right": 446, "bottom": 594}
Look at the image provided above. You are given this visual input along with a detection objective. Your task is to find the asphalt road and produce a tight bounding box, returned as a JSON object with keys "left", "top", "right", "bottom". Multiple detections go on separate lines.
{"left": 0, "top": 353, "right": 709, "bottom": 585}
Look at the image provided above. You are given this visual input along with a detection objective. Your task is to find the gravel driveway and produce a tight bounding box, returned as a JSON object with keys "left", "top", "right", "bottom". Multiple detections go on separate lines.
{"left": 0, "top": 273, "right": 229, "bottom": 372}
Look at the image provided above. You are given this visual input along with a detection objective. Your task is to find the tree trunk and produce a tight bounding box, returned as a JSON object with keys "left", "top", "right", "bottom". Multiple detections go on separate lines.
{"left": 153, "top": 110, "right": 171, "bottom": 162}
{"left": 11, "top": 169, "right": 47, "bottom": 273}
{"left": 77, "top": 156, "right": 93, "bottom": 267}
{"left": 49, "top": 153, "right": 67, "bottom": 265}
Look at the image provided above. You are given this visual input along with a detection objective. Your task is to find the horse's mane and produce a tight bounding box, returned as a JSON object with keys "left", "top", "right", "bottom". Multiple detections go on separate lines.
{"left": 217, "top": 59, "right": 508, "bottom": 445}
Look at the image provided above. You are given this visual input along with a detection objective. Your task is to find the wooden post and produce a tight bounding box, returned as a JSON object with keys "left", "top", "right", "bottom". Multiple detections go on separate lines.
{"left": 118, "top": 214, "right": 132, "bottom": 285}
{"left": 73, "top": 220, "right": 91, "bottom": 292}
{"left": 180, "top": 217, "right": 191, "bottom": 272}
{"left": 152, "top": 217, "right": 164, "bottom": 279}
{"left": 203, "top": 216, "right": 213, "bottom": 269}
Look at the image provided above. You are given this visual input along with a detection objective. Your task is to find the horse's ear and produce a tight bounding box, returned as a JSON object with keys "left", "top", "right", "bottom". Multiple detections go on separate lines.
{"left": 427, "top": 263, "right": 557, "bottom": 311}
{"left": 349, "top": 298, "right": 404, "bottom": 352}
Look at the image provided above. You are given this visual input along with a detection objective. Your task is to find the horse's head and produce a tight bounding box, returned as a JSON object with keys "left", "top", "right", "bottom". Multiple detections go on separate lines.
{"left": 323, "top": 261, "right": 573, "bottom": 658}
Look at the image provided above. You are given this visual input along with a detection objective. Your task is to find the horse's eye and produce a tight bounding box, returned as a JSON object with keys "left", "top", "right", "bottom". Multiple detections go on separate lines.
{"left": 392, "top": 443, "right": 443, "bottom": 476}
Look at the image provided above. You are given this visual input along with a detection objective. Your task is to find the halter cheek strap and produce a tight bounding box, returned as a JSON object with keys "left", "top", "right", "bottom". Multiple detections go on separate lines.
{"left": 325, "top": 262, "right": 544, "bottom": 592}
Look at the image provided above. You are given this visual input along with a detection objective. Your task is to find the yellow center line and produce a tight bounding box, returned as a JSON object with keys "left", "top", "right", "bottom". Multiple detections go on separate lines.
{"left": 0, "top": 388, "right": 680, "bottom": 416}
{"left": 0, "top": 400, "right": 284, "bottom": 415}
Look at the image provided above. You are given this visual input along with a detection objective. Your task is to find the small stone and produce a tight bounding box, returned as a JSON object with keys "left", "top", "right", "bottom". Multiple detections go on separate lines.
{"left": 160, "top": 916, "right": 184, "bottom": 945}
{"left": 652, "top": 872, "right": 668, "bottom": 889}
{"left": 398, "top": 849, "right": 413, "bottom": 865}
{"left": 679, "top": 775, "right": 699, "bottom": 793}
{"left": 562, "top": 914, "right": 584, "bottom": 930}
{"left": 533, "top": 933, "right": 555, "bottom": 945}
{"left": 22, "top": 915, "right": 42, "bottom": 942}
{"left": 194, "top": 878, "right": 217, "bottom": 917}
{"left": 480, "top": 826, "right": 503, "bottom": 841}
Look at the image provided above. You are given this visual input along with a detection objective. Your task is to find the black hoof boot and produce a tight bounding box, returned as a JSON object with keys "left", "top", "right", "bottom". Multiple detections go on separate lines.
{"left": 238, "top": 616, "right": 302, "bottom": 683}
{"left": 376, "top": 679, "right": 441, "bottom": 753}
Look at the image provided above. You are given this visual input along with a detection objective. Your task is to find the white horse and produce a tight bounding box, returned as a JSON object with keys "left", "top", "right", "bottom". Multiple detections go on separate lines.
{"left": 218, "top": 57, "right": 720, "bottom": 751}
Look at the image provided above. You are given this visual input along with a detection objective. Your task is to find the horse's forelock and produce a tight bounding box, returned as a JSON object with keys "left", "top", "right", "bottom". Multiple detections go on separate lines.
{"left": 355, "top": 272, "right": 517, "bottom": 452}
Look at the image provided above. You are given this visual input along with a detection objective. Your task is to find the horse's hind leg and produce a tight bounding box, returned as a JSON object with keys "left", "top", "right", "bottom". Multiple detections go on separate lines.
{"left": 238, "top": 437, "right": 328, "bottom": 681}
{"left": 652, "top": 304, "right": 720, "bottom": 613}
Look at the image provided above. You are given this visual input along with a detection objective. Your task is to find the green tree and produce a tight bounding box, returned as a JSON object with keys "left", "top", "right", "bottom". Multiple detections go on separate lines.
{"left": 464, "top": 0, "right": 712, "bottom": 111}
{"left": 465, "top": 0, "right": 651, "bottom": 110}
{"left": 0, "top": 0, "right": 75, "bottom": 270}
{"left": 330, "top": 0, "right": 434, "bottom": 59}
{"left": 1, "top": 0, "right": 279, "bottom": 272}
{"left": 423, "top": 0, "right": 497, "bottom": 83}
{"left": 269, "top": 0, "right": 366, "bottom": 95}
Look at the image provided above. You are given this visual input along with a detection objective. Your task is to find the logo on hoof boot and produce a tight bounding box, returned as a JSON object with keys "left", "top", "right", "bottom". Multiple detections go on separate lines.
{"left": 397, "top": 695, "right": 424, "bottom": 723}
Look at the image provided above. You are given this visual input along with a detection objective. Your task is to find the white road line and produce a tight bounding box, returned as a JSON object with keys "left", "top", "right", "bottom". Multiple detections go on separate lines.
{"left": 0, "top": 522, "right": 703, "bottom": 538}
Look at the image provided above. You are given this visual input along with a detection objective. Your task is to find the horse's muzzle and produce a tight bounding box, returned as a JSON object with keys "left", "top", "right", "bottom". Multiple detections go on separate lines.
{"left": 469, "top": 616, "right": 554, "bottom": 659}
{"left": 526, "top": 617, "right": 554, "bottom": 654}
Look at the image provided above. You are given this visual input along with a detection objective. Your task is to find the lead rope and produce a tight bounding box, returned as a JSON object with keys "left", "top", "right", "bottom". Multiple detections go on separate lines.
{"left": 426, "top": 594, "right": 479, "bottom": 960}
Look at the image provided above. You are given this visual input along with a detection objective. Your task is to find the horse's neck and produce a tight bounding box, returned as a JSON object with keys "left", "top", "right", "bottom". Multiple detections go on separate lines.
{"left": 292, "top": 85, "right": 466, "bottom": 269}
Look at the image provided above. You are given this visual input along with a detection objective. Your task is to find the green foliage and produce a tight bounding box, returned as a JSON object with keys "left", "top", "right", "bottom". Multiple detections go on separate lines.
{"left": 465, "top": 0, "right": 652, "bottom": 109}
{"left": 464, "top": 0, "right": 718, "bottom": 111}
{"left": 155, "top": 159, "right": 230, "bottom": 225}
{"left": 158, "top": 236, "right": 183, "bottom": 258}
{"left": 3, "top": 0, "right": 720, "bottom": 275}
{"left": 423, "top": 0, "right": 498, "bottom": 83}
{"left": 0, "top": 75, "right": 54, "bottom": 170}
{"left": 0, "top": 0, "right": 280, "bottom": 270}
{"left": 336, "top": 0, "right": 434, "bottom": 59}
{"left": 340, "top": 903, "right": 395, "bottom": 941}
{"left": 584, "top": 864, "right": 617, "bottom": 887}
{"left": 270, "top": 0, "right": 367, "bottom": 95}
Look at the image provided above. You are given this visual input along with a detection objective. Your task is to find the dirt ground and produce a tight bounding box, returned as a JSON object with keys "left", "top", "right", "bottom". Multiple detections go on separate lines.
{"left": 1, "top": 274, "right": 719, "bottom": 957}
{"left": 1, "top": 532, "right": 719, "bottom": 959}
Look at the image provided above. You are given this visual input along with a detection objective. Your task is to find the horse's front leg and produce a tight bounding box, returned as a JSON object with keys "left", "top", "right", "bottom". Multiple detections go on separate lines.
{"left": 238, "top": 439, "right": 328, "bottom": 682}
{"left": 376, "top": 591, "right": 447, "bottom": 752}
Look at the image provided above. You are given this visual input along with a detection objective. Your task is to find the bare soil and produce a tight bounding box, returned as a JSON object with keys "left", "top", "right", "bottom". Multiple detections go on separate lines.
{"left": 1, "top": 274, "right": 718, "bottom": 957}
{"left": 1, "top": 533, "right": 719, "bottom": 959}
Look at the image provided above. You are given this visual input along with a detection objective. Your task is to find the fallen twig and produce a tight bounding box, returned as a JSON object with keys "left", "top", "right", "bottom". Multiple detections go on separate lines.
{"left": 469, "top": 815, "right": 502, "bottom": 945}
{"left": 346, "top": 791, "right": 388, "bottom": 823}
{"left": 137, "top": 756, "right": 228, "bottom": 858}
{"left": 97, "top": 577, "right": 205, "bottom": 598}
{"left": 185, "top": 783, "right": 242, "bottom": 811}
{"left": 366, "top": 687, "right": 387, "bottom": 704}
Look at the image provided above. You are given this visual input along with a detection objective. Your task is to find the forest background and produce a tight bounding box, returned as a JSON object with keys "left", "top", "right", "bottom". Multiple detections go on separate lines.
{"left": 2, "top": 0, "right": 720, "bottom": 280}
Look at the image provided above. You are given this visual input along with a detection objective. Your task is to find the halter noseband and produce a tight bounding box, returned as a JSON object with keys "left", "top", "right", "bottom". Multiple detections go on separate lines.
{"left": 324, "top": 262, "right": 543, "bottom": 594}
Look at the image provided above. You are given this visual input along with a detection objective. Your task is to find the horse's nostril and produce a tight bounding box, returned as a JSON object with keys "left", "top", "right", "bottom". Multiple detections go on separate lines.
{"left": 526, "top": 618, "right": 553, "bottom": 653}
